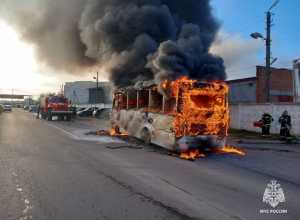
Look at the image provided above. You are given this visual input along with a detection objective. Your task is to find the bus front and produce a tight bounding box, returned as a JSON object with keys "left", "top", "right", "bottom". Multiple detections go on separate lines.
{"left": 171, "top": 77, "right": 229, "bottom": 152}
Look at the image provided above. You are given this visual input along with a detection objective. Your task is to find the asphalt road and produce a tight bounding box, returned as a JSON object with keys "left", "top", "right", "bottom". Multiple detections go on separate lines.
{"left": 0, "top": 109, "right": 299, "bottom": 220}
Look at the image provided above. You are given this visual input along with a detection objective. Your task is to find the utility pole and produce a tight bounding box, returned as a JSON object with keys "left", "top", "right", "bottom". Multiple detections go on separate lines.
{"left": 250, "top": 0, "right": 278, "bottom": 103}
{"left": 93, "top": 71, "right": 99, "bottom": 104}
{"left": 96, "top": 71, "right": 98, "bottom": 104}
{"left": 265, "top": 12, "right": 271, "bottom": 103}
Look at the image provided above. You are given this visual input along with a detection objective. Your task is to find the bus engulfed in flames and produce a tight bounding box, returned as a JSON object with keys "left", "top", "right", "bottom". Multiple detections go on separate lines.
{"left": 169, "top": 77, "right": 229, "bottom": 155}
{"left": 171, "top": 77, "right": 229, "bottom": 138}
{"left": 111, "top": 76, "right": 239, "bottom": 159}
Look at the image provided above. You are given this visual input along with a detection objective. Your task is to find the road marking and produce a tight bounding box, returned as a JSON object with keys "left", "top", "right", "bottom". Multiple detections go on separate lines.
{"left": 46, "top": 123, "right": 79, "bottom": 139}
{"left": 17, "top": 109, "right": 79, "bottom": 139}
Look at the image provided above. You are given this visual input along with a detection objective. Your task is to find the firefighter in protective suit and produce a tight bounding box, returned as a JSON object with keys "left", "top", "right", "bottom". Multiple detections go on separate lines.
{"left": 278, "top": 110, "right": 292, "bottom": 143}
{"left": 259, "top": 110, "right": 274, "bottom": 138}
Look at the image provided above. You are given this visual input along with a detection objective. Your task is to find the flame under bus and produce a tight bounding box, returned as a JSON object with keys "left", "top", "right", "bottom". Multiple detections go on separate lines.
{"left": 111, "top": 78, "right": 229, "bottom": 152}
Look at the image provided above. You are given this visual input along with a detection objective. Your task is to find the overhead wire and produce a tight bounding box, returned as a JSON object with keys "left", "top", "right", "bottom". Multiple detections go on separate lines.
{"left": 222, "top": 17, "right": 266, "bottom": 41}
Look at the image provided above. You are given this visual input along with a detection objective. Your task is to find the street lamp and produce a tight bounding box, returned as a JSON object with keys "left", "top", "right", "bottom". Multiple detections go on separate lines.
{"left": 93, "top": 71, "right": 99, "bottom": 104}
{"left": 250, "top": 0, "right": 279, "bottom": 103}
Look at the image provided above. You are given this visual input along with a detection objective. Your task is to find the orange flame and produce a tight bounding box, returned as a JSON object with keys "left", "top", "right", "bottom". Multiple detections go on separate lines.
{"left": 170, "top": 76, "right": 229, "bottom": 138}
{"left": 96, "top": 130, "right": 128, "bottom": 137}
{"left": 179, "top": 145, "right": 245, "bottom": 161}
{"left": 179, "top": 150, "right": 205, "bottom": 160}
{"left": 162, "top": 79, "right": 168, "bottom": 90}
{"left": 221, "top": 145, "right": 245, "bottom": 155}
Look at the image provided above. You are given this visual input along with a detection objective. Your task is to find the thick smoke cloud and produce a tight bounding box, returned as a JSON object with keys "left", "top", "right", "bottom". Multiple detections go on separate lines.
{"left": 0, "top": 0, "right": 226, "bottom": 93}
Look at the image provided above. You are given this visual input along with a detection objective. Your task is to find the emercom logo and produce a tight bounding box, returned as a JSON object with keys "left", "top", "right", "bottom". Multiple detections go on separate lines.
{"left": 263, "top": 179, "right": 285, "bottom": 208}
{"left": 260, "top": 179, "right": 287, "bottom": 214}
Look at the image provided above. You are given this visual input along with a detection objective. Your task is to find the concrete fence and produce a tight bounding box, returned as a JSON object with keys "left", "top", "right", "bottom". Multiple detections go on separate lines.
{"left": 73, "top": 103, "right": 112, "bottom": 109}
{"left": 229, "top": 103, "right": 300, "bottom": 135}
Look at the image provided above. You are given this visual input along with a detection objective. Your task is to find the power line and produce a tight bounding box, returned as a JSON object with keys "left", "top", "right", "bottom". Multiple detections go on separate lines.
{"left": 26, "top": 69, "right": 89, "bottom": 81}
{"left": 226, "top": 13, "right": 265, "bottom": 33}
{"left": 227, "top": 66, "right": 257, "bottom": 73}
{"left": 227, "top": 63, "right": 265, "bottom": 73}
{"left": 222, "top": 18, "right": 266, "bottom": 41}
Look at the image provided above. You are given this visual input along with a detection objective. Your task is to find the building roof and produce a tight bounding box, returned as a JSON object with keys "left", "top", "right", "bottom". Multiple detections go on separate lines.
{"left": 256, "top": 65, "right": 292, "bottom": 72}
{"left": 226, "top": 77, "right": 258, "bottom": 84}
{"left": 87, "top": 82, "right": 112, "bottom": 90}
{"left": 226, "top": 65, "right": 293, "bottom": 84}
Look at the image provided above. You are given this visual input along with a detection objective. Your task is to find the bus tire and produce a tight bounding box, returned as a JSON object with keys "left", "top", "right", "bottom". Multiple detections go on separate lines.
{"left": 66, "top": 115, "right": 71, "bottom": 121}
{"left": 115, "top": 125, "right": 120, "bottom": 134}
{"left": 141, "top": 128, "right": 151, "bottom": 145}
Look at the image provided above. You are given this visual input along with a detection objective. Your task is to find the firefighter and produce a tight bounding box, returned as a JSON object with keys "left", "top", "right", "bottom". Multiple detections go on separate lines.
{"left": 36, "top": 104, "right": 40, "bottom": 119}
{"left": 72, "top": 106, "right": 77, "bottom": 118}
{"left": 259, "top": 110, "right": 274, "bottom": 138}
{"left": 278, "top": 110, "right": 292, "bottom": 143}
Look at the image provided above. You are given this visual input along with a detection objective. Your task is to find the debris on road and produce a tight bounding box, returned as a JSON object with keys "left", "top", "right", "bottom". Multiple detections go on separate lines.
{"left": 85, "top": 130, "right": 127, "bottom": 137}
{"left": 106, "top": 145, "right": 143, "bottom": 150}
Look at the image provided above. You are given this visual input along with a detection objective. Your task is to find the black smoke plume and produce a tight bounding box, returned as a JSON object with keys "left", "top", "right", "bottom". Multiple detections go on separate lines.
{"left": 0, "top": 0, "right": 226, "bottom": 93}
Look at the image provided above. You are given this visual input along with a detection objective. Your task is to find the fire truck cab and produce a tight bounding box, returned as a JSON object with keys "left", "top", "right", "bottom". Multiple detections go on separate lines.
{"left": 40, "top": 96, "right": 72, "bottom": 121}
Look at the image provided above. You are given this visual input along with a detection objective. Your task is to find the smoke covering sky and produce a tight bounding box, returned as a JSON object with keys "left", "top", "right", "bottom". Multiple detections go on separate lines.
{"left": 0, "top": 0, "right": 226, "bottom": 92}
{"left": 0, "top": 0, "right": 299, "bottom": 98}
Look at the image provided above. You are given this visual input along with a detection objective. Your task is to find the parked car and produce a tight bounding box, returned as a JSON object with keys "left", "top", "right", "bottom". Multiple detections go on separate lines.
{"left": 23, "top": 105, "right": 29, "bottom": 110}
{"left": 76, "top": 108, "right": 87, "bottom": 113}
{"left": 94, "top": 108, "right": 112, "bottom": 119}
{"left": 29, "top": 105, "right": 37, "bottom": 113}
{"left": 3, "top": 105, "right": 12, "bottom": 112}
{"left": 77, "top": 107, "right": 99, "bottom": 117}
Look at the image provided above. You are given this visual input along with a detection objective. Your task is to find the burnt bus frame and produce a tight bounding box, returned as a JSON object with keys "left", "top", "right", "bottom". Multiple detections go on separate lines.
{"left": 111, "top": 82, "right": 228, "bottom": 151}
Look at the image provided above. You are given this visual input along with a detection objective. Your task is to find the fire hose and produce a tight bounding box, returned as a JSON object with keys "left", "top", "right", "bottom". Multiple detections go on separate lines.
{"left": 285, "top": 123, "right": 300, "bottom": 141}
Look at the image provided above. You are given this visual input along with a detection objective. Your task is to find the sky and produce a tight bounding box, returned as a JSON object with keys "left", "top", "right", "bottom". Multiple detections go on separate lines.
{"left": 0, "top": 0, "right": 299, "bottom": 99}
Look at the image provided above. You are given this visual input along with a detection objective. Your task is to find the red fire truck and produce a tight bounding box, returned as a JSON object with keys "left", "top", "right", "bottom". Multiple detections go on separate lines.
{"left": 40, "top": 95, "right": 72, "bottom": 121}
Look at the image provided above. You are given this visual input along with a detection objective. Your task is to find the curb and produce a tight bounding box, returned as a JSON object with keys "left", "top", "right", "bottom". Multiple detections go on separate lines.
{"left": 240, "top": 139, "right": 300, "bottom": 144}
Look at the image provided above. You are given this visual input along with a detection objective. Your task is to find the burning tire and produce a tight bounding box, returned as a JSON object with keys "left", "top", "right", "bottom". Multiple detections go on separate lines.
{"left": 141, "top": 128, "right": 151, "bottom": 145}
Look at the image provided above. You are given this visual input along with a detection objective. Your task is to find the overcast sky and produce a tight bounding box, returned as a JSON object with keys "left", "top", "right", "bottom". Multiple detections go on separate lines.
{"left": 0, "top": 0, "right": 299, "bottom": 99}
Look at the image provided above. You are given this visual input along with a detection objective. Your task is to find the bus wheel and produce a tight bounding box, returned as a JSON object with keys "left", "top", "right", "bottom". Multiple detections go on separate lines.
{"left": 66, "top": 115, "right": 71, "bottom": 121}
{"left": 141, "top": 128, "right": 151, "bottom": 145}
{"left": 115, "top": 125, "right": 120, "bottom": 134}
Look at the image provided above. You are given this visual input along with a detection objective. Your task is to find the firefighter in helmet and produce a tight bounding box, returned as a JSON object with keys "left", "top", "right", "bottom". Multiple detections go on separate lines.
{"left": 278, "top": 110, "right": 292, "bottom": 143}
{"left": 259, "top": 110, "right": 274, "bottom": 138}
{"left": 36, "top": 104, "right": 41, "bottom": 119}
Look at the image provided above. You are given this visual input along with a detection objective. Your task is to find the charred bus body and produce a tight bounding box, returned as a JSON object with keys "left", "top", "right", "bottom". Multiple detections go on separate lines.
{"left": 111, "top": 78, "right": 229, "bottom": 152}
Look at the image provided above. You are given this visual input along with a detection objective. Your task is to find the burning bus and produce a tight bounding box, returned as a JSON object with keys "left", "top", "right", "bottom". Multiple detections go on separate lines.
{"left": 111, "top": 77, "right": 229, "bottom": 152}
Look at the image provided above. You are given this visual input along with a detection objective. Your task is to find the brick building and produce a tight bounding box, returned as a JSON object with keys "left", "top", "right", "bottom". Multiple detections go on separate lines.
{"left": 226, "top": 66, "right": 293, "bottom": 103}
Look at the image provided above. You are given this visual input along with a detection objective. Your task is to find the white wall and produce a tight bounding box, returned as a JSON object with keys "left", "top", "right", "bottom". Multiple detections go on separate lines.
{"left": 229, "top": 103, "right": 300, "bottom": 135}
{"left": 65, "top": 81, "right": 96, "bottom": 104}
